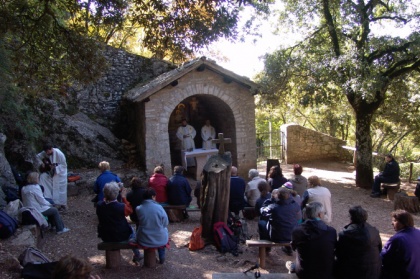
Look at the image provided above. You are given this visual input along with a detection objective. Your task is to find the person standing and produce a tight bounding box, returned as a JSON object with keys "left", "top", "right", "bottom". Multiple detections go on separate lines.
{"left": 286, "top": 201, "right": 337, "bottom": 279}
{"left": 167, "top": 166, "right": 192, "bottom": 219}
{"left": 176, "top": 118, "right": 196, "bottom": 151}
{"left": 229, "top": 166, "right": 246, "bottom": 217}
{"left": 201, "top": 119, "right": 216, "bottom": 150}
{"left": 301, "top": 176, "right": 332, "bottom": 223}
{"left": 380, "top": 210, "right": 420, "bottom": 279}
{"left": 370, "top": 153, "right": 400, "bottom": 198}
{"left": 37, "top": 143, "right": 68, "bottom": 210}
{"left": 335, "top": 206, "right": 382, "bottom": 279}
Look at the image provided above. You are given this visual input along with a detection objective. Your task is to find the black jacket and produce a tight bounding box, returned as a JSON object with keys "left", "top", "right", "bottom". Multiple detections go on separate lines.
{"left": 335, "top": 222, "right": 382, "bottom": 279}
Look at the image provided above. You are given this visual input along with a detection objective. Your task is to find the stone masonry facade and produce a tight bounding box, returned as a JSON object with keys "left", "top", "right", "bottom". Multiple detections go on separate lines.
{"left": 142, "top": 69, "right": 257, "bottom": 179}
{"left": 281, "top": 124, "right": 351, "bottom": 164}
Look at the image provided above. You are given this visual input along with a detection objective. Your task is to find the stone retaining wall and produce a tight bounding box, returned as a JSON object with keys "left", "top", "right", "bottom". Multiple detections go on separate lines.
{"left": 281, "top": 124, "right": 351, "bottom": 163}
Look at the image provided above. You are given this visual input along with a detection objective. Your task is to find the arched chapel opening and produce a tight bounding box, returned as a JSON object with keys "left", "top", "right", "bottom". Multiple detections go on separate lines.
{"left": 168, "top": 94, "right": 237, "bottom": 169}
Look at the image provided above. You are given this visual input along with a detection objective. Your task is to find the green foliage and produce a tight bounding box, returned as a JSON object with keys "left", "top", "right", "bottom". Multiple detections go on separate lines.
{"left": 257, "top": 0, "right": 420, "bottom": 187}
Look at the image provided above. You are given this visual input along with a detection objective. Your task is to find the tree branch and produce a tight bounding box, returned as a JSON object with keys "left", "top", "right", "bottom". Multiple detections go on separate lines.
{"left": 385, "top": 59, "right": 420, "bottom": 79}
{"left": 321, "top": 0, "right": 340, "bottom": 56}
{"left": 367, "top": 41, "right": 412, "bottom": 64}
{"left": 371, "top": 16, "right": 408, "bottom": 23}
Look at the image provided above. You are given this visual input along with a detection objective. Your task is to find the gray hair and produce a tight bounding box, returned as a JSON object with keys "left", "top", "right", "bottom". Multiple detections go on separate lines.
{"left": 103, "top": 182, "right": 120, "bottom": 201}
{"left": 248, "top": 169, "right": 259, "bottom": 179}
{"left": 305, "top": 202, "right": 324, "bottom": 219}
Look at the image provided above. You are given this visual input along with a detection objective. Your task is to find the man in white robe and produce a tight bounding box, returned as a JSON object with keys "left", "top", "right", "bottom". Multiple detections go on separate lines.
{"left": 201, "top": 120, "right": 216, "bottom": 150}
{"left": 37, "top": 143, "right": 68, "bottom": 209}
{"left": 176, "top": 119, "right": 196, "bottom": 151}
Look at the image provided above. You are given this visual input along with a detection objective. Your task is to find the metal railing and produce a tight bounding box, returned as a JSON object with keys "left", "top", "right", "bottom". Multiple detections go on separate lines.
{"left": 256, "top": 129, "right": 284, "bottom": 163}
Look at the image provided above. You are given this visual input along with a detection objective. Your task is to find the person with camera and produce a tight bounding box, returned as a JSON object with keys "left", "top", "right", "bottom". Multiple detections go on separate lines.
{"left": 37, "top": 143, "right": 68, "bottom": 210}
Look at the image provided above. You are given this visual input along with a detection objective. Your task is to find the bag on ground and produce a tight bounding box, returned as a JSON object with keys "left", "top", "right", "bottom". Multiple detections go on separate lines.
{"left": 189, "top": 226, "right": 205, "bottom": 251}
{"left": 213, "top": 221, "right": 239, "bottom": 256}
{"left": 5, "top": 199, "right": 23, "bottom": 220}
{"left": 18, "top": 247, "right": 51, "bottom": 266}
{"left": 0, "top": 210, "right": 18, "bottom": 239}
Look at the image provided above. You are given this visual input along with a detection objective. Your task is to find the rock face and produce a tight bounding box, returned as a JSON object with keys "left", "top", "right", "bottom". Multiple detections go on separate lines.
{"left": 0, "top": 133, "right": 17, "bottom": 209}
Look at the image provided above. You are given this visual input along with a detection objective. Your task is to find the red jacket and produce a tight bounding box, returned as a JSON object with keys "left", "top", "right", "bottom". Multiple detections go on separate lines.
{"left": 149, "top": 173, "right": 168, "bottom": 203}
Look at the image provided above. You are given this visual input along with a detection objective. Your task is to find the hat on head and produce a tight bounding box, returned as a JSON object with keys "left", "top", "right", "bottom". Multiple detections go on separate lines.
{"left": 282, "top": 182, "right": 293, "bottom": 190}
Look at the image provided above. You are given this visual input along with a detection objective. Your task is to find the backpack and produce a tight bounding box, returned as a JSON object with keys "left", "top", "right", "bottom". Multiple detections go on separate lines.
{"left": 18, "top": 247, "right": 51, "bottom": 266}
{"left": 0, "top": 210, "right": 18, "bottom": 239}
{"left": 19, "top": 248, "right": 56, "bottom": 279}
{"left": 213, "top": 221, "right": 239, "bottom": 256}
{"left": 189, "top": 226, "right": 205, "bottom": 251}
{"left": 228, "top": 213, "right": 249, "bottom": 244}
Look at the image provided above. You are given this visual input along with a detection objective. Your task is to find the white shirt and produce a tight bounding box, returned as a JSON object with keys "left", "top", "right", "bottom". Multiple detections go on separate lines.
{"left": 21, "top": 184, "right": 52, "bottom": 213}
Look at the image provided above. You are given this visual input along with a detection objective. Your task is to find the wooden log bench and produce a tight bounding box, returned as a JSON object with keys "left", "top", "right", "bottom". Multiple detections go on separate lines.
{"left": 163, "top": 205, "right": 200, "bottom": 222}
{"left": 246, "top": 239, "right": 291, "bottom": 269}
{"left": 381, "top": 181, "right": 400, "bottom": 201}
{"left": 97, "top": 242, "right": 157, "bottom": 268}
{"left": 394, "top": 192, "right": 420, "bottom": 213}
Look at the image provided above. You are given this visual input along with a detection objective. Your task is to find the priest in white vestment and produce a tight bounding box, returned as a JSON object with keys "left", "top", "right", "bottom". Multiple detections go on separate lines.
{"left": 201, "top": 119, "right": 216, "bottom": 150}
{"left": 37, "top": 143, "right": 68, "bottom": 209}
{"left": 176, "top": 119, "right": 196, "bottom": 151}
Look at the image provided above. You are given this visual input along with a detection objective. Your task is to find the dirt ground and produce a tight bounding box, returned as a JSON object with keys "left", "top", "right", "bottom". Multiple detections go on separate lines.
{"left": 2, "top": 160, "right": 420, "bottom": 279}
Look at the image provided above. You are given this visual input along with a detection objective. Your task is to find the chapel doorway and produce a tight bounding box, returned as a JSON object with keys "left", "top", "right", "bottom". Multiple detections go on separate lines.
{"left": 168, "top": 94, "right": 237, "bottom": 175}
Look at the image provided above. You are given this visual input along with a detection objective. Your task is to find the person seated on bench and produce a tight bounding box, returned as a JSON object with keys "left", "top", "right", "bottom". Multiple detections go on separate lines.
{"left": 254, "top": 181, "right": 271, "bottom": 218}
{"left": 302, "top": 176, "right": 332, "bottom": 223}
{"left": 93, "top": 161, "right": 121, "bottom": 206}
{"left": 267, "top": 165, "right": 288, "bottom": 191}
{"left": 370, "top": 153, "right": 400, "bottom": 198}
{"left": 286, "top": 202, "right": 337, "bottom": 278}
{"left": 335, "top": 206, "right": 382, "bottom": 279}
{"left": 167, "top": 166, "right": 192, "bottom": 219}
{"left": 245, "top": 169, "right": 266, "bottom": 207}
{"left": 148, "top": 165, "right": 169, "bottom": 204}
{"left": 96, "top": 182, "right": 142, "bottom": 265}
{"left": 126, "top": 177, "right": 147, "bottom": 230}
{"left": 229, "top": 166, "right": 246, "bottom": 217}
{"left": 135, "top": 188, "right": 169, "bottom": 264}
{"left": 259, "top": 188, "right": 300, "bottom": 255}
{"left": 21, "top": 172, "right": 70, "bottom": 234}
{"left": 288, "top": 164, "right": 308, "bottom": 196}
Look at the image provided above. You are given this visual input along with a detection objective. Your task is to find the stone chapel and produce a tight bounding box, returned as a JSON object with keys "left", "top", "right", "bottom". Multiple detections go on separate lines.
{"left": 124, "top": 57, "right": 259, "bottom": 179}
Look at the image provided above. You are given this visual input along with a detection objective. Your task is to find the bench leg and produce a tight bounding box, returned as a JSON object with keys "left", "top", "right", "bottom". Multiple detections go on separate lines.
{"left": 144, "top": 248, "right": 157, "bottom": 268}
{"left": 105, "top": 250, "right": 121, "bottom": 269}
{"left": 258, "top": 247, "right": 266, "bottom": 269}
{"left": 387, "top": 188, "right": 398, "bottom": 201}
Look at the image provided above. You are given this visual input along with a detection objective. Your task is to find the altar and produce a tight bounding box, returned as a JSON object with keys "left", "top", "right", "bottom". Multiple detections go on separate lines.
{"left": 182, "top": 148, "right": 219, "bottom": 180}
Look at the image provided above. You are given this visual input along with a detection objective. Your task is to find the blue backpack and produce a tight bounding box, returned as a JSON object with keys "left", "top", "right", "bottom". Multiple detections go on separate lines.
{"left": 0, "top": 210, "right": 18, "bottom": 239}
{"left": 213, "top": 221, "right": 239, "bottom": 256}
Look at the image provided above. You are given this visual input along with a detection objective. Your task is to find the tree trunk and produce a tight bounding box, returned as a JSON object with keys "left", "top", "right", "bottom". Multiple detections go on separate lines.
{"left": 354, "top": 108, "right": 374, "bottom": 189}
{"left": 200, "top": 153, "right": 232, "bottom": 242}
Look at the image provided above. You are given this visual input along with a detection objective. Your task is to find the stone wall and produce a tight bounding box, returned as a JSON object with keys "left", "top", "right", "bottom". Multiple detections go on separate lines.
{"left": 73, "top": 46, "right": 175, "bottom": 129}
{"left": 281, "top": 124, "right": 351, "bottom": 164}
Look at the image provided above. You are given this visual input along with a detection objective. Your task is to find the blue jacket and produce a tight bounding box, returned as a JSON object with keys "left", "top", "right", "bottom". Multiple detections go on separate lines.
{"left": 262, "top": 196, "right": 300, "bottom": 243}
{"left": 381, "top": 227, "right": 420, "bottom": 279}
{"left": 94, "top": 171, "right": 121, "bottom": 202}
{"left": 167, "top": 173, "right": 192, "bottom": 206}
{"left": 136, "top": 199, "right": 169, "bottom": 247}
{"left": 229, "top": 176, "right": 246, "bottom": 213}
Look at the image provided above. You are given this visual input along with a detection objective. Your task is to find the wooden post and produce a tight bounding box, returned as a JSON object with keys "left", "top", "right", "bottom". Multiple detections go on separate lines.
{"left": 105, "top": 250, "right": 121, "bottom": 269}
{"left": 144, "top": 248, "right": 157, "bottom": 268}
{"left": 201, "top": 133, "right": 232, "bottom": 242}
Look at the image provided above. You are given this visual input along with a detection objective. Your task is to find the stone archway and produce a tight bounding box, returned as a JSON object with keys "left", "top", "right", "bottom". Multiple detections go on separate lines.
{"left": 131, "top": 63, "right": 257, "bottom": 179}
{"left": 168, "top": 94, "right": 237, "bottom": 169}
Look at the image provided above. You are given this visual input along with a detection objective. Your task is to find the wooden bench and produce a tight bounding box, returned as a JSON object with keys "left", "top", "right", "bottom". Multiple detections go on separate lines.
{"left": 246, "top": 239, "right": 291, "bottom": 269}
{"left": 381, "top": 181, "right": 400, "bottom": 201}
{"left": 163, "top": 205, "right": 200, "bottom": 222}
{"left": 98, "top": 242, "right": 157, "bottom": 268}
